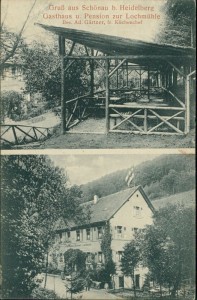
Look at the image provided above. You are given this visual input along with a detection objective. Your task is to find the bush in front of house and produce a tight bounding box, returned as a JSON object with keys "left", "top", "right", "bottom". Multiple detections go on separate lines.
{"left": 1, "top": 90, "right": 24, "bottom": 122}
{"left": 31, "top": 287, "right": 61, "bottom": 299}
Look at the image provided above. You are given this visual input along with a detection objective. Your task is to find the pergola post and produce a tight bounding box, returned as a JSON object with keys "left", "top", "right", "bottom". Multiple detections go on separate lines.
{"left": 105, "top": 58, "right": 110, "bottom": 134}
{"left": 90, "top": 49, "right": 94, "bottom": 97}
{"left": 147, "top": 66, "right": 150, "bottom": 100}
{"left": 116, "top": 59, "right": 119, "bottom": 88}
{"left": 126, "top": 61, "right": 129, "bottom": 87}
{"left": 59, "top": 35, "right": 66, "bottom": 134}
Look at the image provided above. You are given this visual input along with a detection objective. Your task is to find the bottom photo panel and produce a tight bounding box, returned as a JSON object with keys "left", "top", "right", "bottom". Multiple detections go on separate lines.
{"left": 1, "top": 153, "right": 195, "bottom": 300}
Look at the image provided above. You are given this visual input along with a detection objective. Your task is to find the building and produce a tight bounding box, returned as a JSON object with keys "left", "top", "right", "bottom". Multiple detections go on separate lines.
{"left": 54, "top": 185, "right": 155, "bottom": 289}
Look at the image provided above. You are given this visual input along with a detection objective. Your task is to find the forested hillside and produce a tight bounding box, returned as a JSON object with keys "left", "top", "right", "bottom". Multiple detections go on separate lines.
{"left": 80, "top": 155, "right": 195, "bottom": 202}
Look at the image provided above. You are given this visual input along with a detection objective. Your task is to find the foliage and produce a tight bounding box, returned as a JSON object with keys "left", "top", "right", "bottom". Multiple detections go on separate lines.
{"left": 1, "top": 90, "right": 24, "bottom": 121}
{"left": 140, "top": 205, "right": 195, "bottom": 296}
{"left": 31, "top": 287, "right": 60, "bottom": 299}
{"left": 100, "top": 223, "right": 116, "bottom": 286}
{"left": 121, "top": 241, "right": 141, "bottom": 297}
{"left": 22, "top": 41, "right": 89, "bottom": 108}
{"left": 156, "top": 0, "right": 196, "bottom": 46}
{"left": 1, "top": 155, "right": 84, "bottom": 299}
{"left": 64, "top": 249, "right": 87, "bottom": 275}
{"left": 64, "top": 249, "right": 87, "bottom": 296}
{"left": 81, "top": 154, "right": 195, "bottom": 201}
{"left": 0, "top": 26, "right": 25, "bottom": 72}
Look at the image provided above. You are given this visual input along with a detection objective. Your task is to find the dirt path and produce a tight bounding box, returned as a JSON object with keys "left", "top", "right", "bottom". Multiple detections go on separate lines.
{"left": 41, "top": 275, "right": 120, "bottom": 299}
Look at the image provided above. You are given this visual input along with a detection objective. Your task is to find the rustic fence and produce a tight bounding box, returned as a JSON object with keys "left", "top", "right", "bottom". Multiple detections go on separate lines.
{"left": 1, "top": 124, "right": 53, "bottom": 147}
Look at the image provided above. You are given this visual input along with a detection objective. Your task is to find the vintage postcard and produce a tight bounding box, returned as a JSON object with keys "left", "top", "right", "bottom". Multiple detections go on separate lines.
{"left": 0, "top": 0, "right": 196, "bottom": 149}
{"left": 0, "top": 0, "right": 196, "bottom": 299}
{"left": 1, "top": 152, "right": 196, "bottom": 299}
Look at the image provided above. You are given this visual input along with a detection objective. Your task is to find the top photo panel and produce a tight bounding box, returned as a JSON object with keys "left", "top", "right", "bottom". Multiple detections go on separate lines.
{"left": 1, "top": 0, "right": 196, "bottom": 150}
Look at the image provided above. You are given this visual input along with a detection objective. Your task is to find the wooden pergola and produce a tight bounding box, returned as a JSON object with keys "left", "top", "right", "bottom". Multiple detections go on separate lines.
{"left": 37, "top": 24, "right": 196, "bottom": 135}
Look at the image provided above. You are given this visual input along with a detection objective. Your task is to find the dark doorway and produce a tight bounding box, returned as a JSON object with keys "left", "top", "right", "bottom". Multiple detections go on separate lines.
{"left": 119, "top": 276, "right": 124, "bottom": 288}
{"left": 135, "top": 274, "right": 140, "bottom": 289}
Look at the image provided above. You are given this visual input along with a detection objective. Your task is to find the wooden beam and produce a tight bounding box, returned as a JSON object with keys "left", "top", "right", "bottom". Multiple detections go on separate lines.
{"left": 161, "top": 87, "right": 185, "bottom": 108}
{"left": 109, "top": 104, "right": 186, "bottom": 111}
{"left": 148, "top": 111, "right": 183, "bottom": 133}
{"left": 109, "top": 129, "right": 184, "bottom": 135}
{"left": 166, "top": 60, "right": 186, "bottom": 78}
{"left": 108, "top": 59, "right": 127, "bottom": 78}
{"left": 144, "top": 108, "right": 148, "bottom": 132}
{"left": 185, "top": 70, "right": 196, "bottom": 134}
{"left": 59, "top": 36, "right": 66, "bottom": 134}
{"left": 185, "top": 75, "right": 190, "bottom": 133}
{"left": 112, "top": 108, "right": 144, "bottom": 132}
{"left": 149, "top": 109, "right": 183, "bottom": 134}
{"left": 111, "top": 109, "right": 142, "bottom": 130}
{"left": 148, "top": 66, "right": 150, "bottom": 100}
{"left": 90, "top": 48, "right": 94, "bottom": 97}
{"left": 64, "top": 60, "right": 75, "bottom": 73}
{"left": 64, "top": 55, "right": 193, "bottom": 60}
{"left": 105, "top": 59, "right": 110, "bottom": 134}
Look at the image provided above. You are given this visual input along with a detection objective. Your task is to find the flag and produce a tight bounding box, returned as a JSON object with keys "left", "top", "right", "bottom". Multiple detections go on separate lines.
{"left": 125, "top": 167, "right": 135, "bottom": 187}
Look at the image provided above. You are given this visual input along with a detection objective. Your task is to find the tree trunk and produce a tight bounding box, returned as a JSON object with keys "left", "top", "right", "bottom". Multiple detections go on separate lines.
{"left": 159, "top": 284, "right": 163, "bottom": 297}
{"left": 131, "top": 272, "right": 136, "bottom": 297}
{"left": 44, "top": 250, "right": 49, "bottom": 288}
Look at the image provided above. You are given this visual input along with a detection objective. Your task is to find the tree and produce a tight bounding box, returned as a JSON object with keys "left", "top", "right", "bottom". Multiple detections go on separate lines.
{"left": 1, "top": 90, "right": 24, "bottom": 122}
{"left": 22, "top": 41, "right": 89, "bottom": 108}
{"left": 141, "top": 204, "right": 195, "bottom": 296}
{"left": 1, "top": 155, "right": 84, "bottom": 298}
{"left": 100, "top": 223, "right": 116, "bottom": 288}
{"left": 156, "top": 0, "right": 196, "bottom": 46}
{"left": 121, "top": 240, "right": 141, "bottom": 297}
{"left": 0, "top": 0, "right": 37, "bottom": 72}
{"left": 64, "top": 249, "right": 87, "bottom": 299}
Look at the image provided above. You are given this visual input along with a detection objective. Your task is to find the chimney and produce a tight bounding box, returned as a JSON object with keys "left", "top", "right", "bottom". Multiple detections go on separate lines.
{"left": 93, "top": 195, "right": 99, "bottom": 204}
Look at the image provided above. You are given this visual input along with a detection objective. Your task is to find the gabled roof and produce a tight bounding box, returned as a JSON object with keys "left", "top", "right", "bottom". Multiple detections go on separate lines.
{"left": 36, "top": 24, "right": 195, "bottom": 65}
{"left": 152, "top": 189, "right": 195, "bottom": 210}
{"left": 55, "top": 185, "right": 154, "bottom": 231}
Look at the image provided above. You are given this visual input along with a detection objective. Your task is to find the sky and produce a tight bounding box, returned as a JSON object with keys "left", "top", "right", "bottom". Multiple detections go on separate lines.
{"left": 49, "top": 152, "right": 161, "bottom": 185}
{"left": 1, "top": 0, "right": 166, "bottom": 44}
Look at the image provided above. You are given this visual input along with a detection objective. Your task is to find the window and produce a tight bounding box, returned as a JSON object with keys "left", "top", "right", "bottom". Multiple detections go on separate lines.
{"left": 117, "top": 226, "right": 122, "bottom": 234}
{"left": 117, "top": 251, "right": 123, "bottom": 262}
{"left": 59, "top": 253, "right": 64, "bottom": 262}
{"left": 76, "top": 230, "right": 80, "bottom": 241}
{"left": 98, "top": 252, "right": 103, "bottom": 263}
{"left": 132, "top": 227, "right": 139, "bottom": 233}
{"left": 86, "top": 228, "right": 91, "bottom": 240}
{"left": 59, "top": 232, "right": 62, "bottom": 242}
{"left": 98, "top": 227, "right": 103, "bottom": 239}
{"left": 67, "top": 231, "right": 70, "bottom": 239}
{"left": 133, "top": 206, "right": 142, "bottom": 217}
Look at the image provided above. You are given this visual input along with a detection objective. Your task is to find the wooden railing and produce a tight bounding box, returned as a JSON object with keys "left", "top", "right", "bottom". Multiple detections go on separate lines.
{"left": 109, "top": 104, "right": 186, "bottom": 135}
{"left": 0, "top": 124, "right": 53, "bottom": 147}
{"left": 66, "top": 90, "right": 105, "bottom": 129}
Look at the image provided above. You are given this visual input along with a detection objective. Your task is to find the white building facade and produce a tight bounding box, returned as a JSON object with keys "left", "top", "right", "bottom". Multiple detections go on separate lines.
{"left": 54, "top": 186, "right": 154, "bottom": 289}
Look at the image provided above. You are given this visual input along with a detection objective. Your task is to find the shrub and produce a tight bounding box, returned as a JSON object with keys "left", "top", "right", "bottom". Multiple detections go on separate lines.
{"left": 1, "top": 90, "right": 24, "bottom": 122}
{"left": 31, "top": 287, "right": 60, "bottom": 299}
